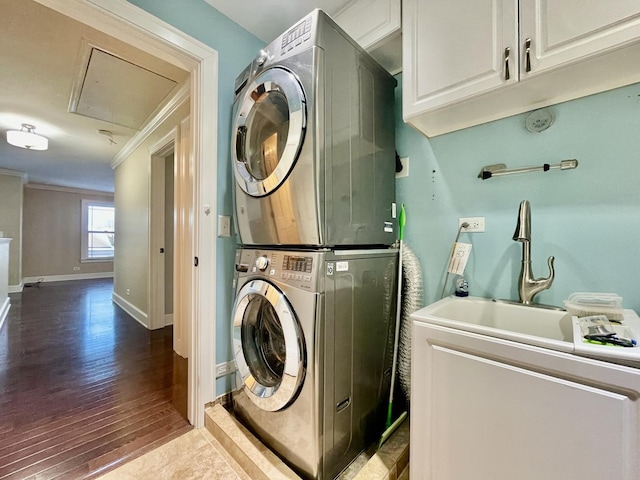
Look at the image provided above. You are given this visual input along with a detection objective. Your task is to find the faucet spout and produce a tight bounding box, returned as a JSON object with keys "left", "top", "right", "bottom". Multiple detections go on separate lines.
{"left": 513, "top": 201, "right": 555, "bottom": 305}
{"left": 513, "top": 200, "right": 531, "bottom": 242}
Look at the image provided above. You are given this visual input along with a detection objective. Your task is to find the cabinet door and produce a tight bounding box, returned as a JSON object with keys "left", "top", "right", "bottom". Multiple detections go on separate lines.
{"left": 411, "top": 321, "right": 640, "bottom": 480}
{"left": 520, "top": 0, "right": 640, "bottom": 76}
{"left": 333, "top": 0, "right": 400, "bottom": 51}
{"left": 403, "top": 0, "right": 518, "bottom": 116}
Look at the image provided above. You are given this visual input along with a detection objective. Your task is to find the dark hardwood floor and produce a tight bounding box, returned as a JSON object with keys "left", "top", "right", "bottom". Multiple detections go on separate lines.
{"left": 0, "top": 278, "right": 190, "bottom": 479}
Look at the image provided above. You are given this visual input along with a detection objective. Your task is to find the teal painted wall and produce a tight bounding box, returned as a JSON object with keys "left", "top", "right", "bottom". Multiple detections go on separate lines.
{"left": 124, "top": 2, "right": 640, "bottom": 397}
{"left": 126, "top": 0, "right": 264, "bottom": 394}
{"left": 395, "top": 75, "right": 640, "bottom": 313}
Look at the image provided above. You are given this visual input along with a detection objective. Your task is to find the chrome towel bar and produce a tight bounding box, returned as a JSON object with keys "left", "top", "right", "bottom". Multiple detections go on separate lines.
{"left": 478, "top": 159, "right": 578, "bottom": 180}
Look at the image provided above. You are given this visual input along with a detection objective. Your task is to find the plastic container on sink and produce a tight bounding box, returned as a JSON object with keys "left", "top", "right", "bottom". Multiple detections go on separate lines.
{"left": 563, "top": 292, "right": 624, "bottom": 321}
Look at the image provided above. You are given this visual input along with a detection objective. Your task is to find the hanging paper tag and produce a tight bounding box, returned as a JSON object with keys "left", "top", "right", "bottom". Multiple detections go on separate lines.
{"left": 447, "top": 242, "right": 472, "bottom": 275}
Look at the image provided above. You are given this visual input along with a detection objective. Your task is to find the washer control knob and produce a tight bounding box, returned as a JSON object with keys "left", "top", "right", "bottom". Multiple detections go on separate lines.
{"left": 255, "top": 256, "right": 270, "bottom": 271}
{"left": 257, "top": 49, "right": 269, "bottom": 66}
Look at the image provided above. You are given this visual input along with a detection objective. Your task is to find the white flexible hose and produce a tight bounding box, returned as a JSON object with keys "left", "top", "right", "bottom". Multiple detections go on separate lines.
{"left": 398, "top": 244, "right": 423, "bottom": 404}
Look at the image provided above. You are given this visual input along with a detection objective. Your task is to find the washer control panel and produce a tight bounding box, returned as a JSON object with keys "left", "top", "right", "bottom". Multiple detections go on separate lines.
{"left": 255, "top": 255, "right": 270, "bottom": 271}
{"left": 238, "top": 249, "right": 318, "bottom": 291}
{"left": 281, "top": 254, "right": 313, "bottom": 284}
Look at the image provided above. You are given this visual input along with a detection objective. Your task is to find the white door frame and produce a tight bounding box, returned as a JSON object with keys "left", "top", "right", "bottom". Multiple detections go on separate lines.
{"left": 149, "top": 129, "right": 177, "bottom": 331}
{"left": 36, "top": 0, "right": 218, "bottom": 428}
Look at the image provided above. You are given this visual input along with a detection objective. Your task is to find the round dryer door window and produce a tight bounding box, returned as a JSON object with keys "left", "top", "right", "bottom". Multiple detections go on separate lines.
{"left": 232, "top": 279, "right": 306, "bottom": 411}
{"left": 232, "top": 67, "right": 306, "bottom": 197}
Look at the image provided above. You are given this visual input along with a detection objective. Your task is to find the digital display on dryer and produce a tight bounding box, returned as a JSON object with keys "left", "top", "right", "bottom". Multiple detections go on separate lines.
{"left": 281, "top": 17, "right": 312, "bottom": 52}
{"left": 282, "top": 255, "right": 312, "bottom": 273}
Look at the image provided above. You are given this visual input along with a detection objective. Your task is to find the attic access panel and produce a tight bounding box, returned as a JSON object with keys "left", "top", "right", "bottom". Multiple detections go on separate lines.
{"left": 70, "top": 48, "right": 178, "bottom": 130}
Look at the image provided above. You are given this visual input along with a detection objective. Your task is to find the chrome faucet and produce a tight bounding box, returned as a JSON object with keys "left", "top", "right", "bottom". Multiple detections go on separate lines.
{"left": 513, "top": 200, "right": 555, "bottom": 305}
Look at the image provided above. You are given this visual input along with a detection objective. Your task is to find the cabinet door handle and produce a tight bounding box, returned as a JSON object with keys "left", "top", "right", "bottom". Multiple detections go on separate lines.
{"left": 504, "top": 47, "right": 511, "bottom": 80}
{"left": 524, "top": 38, "right": 532, "bottom": 72}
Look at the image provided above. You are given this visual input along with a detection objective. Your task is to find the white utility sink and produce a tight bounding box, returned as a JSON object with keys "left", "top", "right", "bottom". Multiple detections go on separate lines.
{"left": 410, "top": 296, "right": 640, "bottom": 480}
{"left": 412, "top": 295, "right": 574, "bottom": 353}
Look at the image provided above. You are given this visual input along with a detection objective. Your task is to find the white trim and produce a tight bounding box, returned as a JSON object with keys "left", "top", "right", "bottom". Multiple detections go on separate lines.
{"left": 0, "top": 297, "right": 10, "bottom": 331}
{"left": 0, "top": 168, "right": 28, "bottom": 183}
{"left": 36, "top": 0, "right": 219, "bottom": 429}
{"left": 112, "top": 292, "right": 149, "bottom": 328}
{"left": 110, "top": 82, "right": 189, "bottom": 170}
{"left": 25, "top": 183, "right": 114, "bottom": 196}
{"left": 165, "top": 313, "right": 174, "bottom": 326}
{"left": 8, "top": 283, "right": 24, "bottom": 294}
{"left": 23, "top": 272, "right": 114, "bottom": 284}
{"left": 149, "top": 130, "right": 176, "bottom": 330}
{"left": 149, "top": 128, "right": 178, "bottom": 157}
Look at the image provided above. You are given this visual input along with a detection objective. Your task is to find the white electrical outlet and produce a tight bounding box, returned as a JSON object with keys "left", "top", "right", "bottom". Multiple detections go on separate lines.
{"left": 459, "top": 217, "right": 485, "bottom": 232}
{"left": 215, "top": 361, "right": 236, "bottom": 379}
{"left": 396, "top": 157, "right": 410, "bottom": 178}
{"left": 73, "top": 266, "right": 80, "bottom": 271}
{"left": 126, "top": 288, "right": 130, "bottom": 296}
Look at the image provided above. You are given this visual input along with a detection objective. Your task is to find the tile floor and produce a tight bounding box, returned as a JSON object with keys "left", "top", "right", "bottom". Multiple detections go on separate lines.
{"left": 96, "top": 428, "right": 250, "bottom": 480}
{"left": 97, "top": 406, "right": 410, "bottom": 480}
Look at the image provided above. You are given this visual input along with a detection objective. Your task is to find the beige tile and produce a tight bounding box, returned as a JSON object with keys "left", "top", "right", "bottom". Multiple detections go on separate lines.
{"left": 205, "top": 405, "right": 300, "bottom": 480}
{"left": 96, "top": 429, "right": 244, "bottom": 480}
{"left": 154, "top": 443, "right": 240, "bottom": 480}
{"left": 351, "top": 420, "right": 410, "bottom": 480}
{"left": 97, "top": 429, "right": 208, "bottom": 479}
{"left": 397, "top": 465, "right": 409, "bottom": 480}
{"left": 201, "top": 427, "right": 252, "bottom": 480}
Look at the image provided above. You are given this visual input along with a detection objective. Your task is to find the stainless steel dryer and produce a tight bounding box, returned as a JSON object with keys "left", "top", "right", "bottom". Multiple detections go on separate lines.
{"left": 232, "top": 10, "right": 397, "bottom": 248}
{"left": 231, "top": 247, "right": 398, "bottom": 479}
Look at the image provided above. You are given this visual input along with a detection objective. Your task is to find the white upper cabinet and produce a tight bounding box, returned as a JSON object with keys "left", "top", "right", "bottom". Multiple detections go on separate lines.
{"left": 403, "top": 0, "right": 640, "bottom": 137}
{"left": 333, "top": 0, "right": 402, "bottom": 73}
{"left": 520, "top": 1, "right": 640, "bottom": 76}
{"left": 404, "top": 0, "right": 517, "bottom": 113}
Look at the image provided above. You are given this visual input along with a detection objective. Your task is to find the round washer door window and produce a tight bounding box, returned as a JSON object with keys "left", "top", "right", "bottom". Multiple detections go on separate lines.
{"left": 232, "top": 67, "right": 306, "bottom": 197}
{"left": 232, "top": 279, "right": 305, "bottom": 411}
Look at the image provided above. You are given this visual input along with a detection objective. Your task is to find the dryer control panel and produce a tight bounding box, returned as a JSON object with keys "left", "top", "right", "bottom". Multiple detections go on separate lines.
{"left": 280, "top": 16, "right": 313, "bottom": 56}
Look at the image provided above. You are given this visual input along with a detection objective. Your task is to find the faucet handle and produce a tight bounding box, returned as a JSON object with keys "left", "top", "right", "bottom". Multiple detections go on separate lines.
{"left": 544, "top": 256, "right": 555, "bottom": 283}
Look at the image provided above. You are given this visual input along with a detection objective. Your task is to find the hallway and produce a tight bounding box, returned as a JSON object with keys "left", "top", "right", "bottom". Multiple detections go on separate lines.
{"left": 0, "top": 278, "right": 190, "bottom": 479}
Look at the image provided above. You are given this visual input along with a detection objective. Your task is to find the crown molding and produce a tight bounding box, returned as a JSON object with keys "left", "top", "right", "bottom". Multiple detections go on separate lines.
{"left": 110, "top": 81, "right": 189, "bottom": 170}
{"left": 0, "top": 168, "right": 28, "bottom": 183}
{"left": 25, "top": 183, "right": 114, "bottom": 196}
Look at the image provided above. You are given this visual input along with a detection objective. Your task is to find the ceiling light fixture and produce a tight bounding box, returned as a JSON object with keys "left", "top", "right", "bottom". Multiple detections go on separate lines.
{"left": 6, "top": 123, "right": 49, "bottom": 150}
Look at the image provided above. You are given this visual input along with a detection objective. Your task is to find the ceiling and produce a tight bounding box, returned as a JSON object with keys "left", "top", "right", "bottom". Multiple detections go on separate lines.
{"left": 0, "top": 0, "right": 352, "bottom": 194}
{"left": 0, "top": 0, "right": 188, "bottom": 193}
{"left": 204, "top": 0, "right": 353, "bottom": 43}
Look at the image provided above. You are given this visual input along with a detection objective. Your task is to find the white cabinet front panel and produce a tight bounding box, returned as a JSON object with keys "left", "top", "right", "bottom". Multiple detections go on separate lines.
{"left": 403, "top": 0, "right": 518, "bottom": 115}
{"left": 411, "top": 321, "right": 640, "bottom": 480}
{"left": 520, "top": 0, "right": 640, "bottom": 76}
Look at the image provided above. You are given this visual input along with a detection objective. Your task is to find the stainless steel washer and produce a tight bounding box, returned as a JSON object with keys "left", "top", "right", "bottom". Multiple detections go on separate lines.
{"left": 231, "top": 247, "right": 398, "bottom": 479}
{"left": 232, "top": 10, "right": 397, "bottom": 248}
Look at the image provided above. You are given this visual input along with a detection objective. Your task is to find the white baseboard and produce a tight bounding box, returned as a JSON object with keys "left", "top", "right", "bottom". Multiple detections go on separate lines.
{"left": 22, "top": 272, "right": 114, "bottom": 284}
{"left": 164, "top": 313, "right": 174, "bottom": 326}
{"left": 112, "top": 292, "right": 149, "bottom": 328}
{"left": 0, "top": 297, "right": 9, "bottom": 331}
{"left": 8, "top": 282, "right": 23, "bottom": 293}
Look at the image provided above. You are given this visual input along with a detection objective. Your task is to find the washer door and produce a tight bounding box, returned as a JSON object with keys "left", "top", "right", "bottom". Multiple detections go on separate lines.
{"left": 232, "top": 67, "right": 306, "bottom": 197}
{"left": 232, "top": 279, "right": 306, "bottom": 411}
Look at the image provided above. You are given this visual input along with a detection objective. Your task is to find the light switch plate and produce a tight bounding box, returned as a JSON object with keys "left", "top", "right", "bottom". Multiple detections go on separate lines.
{"left": 218, "top": 215, "right": 231, "bottom": 237}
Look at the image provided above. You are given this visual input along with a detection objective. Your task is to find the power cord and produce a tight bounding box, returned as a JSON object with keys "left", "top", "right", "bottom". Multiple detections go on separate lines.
{"left": 439, "top": 222, "right": 469, "bottom": 299}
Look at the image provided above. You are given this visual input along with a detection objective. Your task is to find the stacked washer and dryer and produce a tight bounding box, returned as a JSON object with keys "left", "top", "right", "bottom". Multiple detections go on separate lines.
{"left": 230, "top": 10, "right": 399, "bottom": 480}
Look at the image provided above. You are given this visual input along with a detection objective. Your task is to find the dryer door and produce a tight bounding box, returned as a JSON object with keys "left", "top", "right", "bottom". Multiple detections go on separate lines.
{"left": 232, "top": 67, "right": 306, "bottom": 197}
{"left": 232, "top": 279, "right": 306, "bottom": 411}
